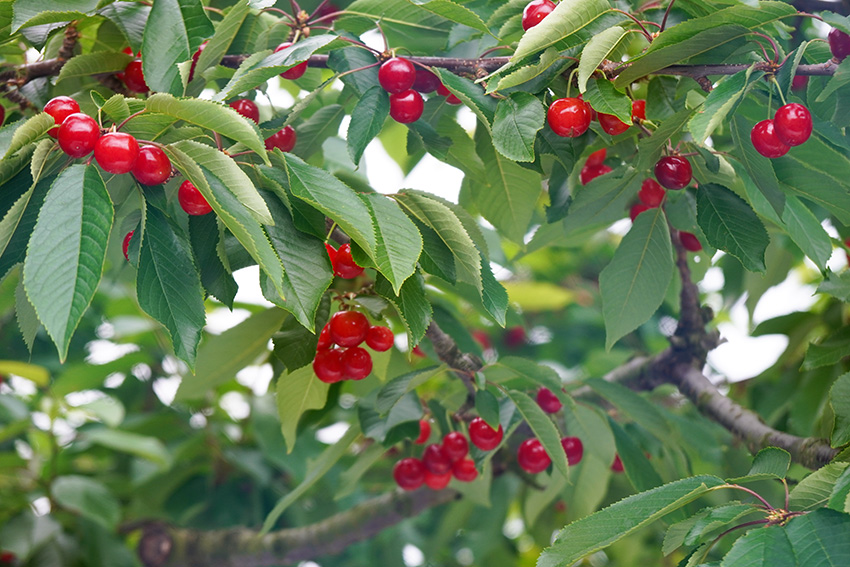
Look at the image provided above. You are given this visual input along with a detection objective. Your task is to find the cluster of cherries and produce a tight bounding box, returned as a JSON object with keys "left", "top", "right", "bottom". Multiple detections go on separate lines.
{"left": 376, "top": 57, "right": 459, "bottom": 125}
{"left": 393, "top": 417, "right": 504, "bottom": 490}
{"left": 312, "top": 310, "right": 394, "bottom": 382}
{"left": 750, "top": 102, "right": 812, "bottom": 159}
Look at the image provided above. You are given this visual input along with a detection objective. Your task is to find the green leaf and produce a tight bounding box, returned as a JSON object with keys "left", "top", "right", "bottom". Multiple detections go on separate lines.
{"left": 374, "top": 271, "right": 433, "bottom": 347}
{"left": 816, "top": 57, "right": 850, "bottom": 103}
{"left": 476, "top": 389, "right": 501, "bottom": 428}
{"left": 327, "top": 42, "right": 379, "bottom": 96}
{"left": 57, "top": 52, "right": 133, "bottom": 83}
{"left": 376, "top": 366, "right": 442, "bottom": 414}
{"left": 780, "top": 195, "right": 831, "bottom": 270}
{"left": 728, "top": 447, "right": 791, "bottom": 483}
{"left": 52, "top": 351, "right": 150, "bottom": 397}
{"left": 2, "top": 114, "right": 53, "bottom": 159}
{"left": 175, "top": 308, "right": 287, "bottom": 401}
{"left": 538, "top": 475, "right": 725, "bottom": 567}
{"left": 188, "top": 214, "right": 237, "bottom": 307}
{"left": 0, "top": 361, "right": 48, "bottom": 386}
{"left": 578, "top": 26, "right": 627, "bottom": 92}
{"left": 802, "top": 328, "right": 850, "bottom": 371}
{"left": 696, "top": 184, "right": 769, "bottom": 272}
{"left": 146, "top": 93, "right": 268, "bottom": 163}
{"left": 688, "top": 67, "right": 761, "bottom": 144}
{"left": 507, "top": 389, "right": 570, "bottom": 480}
{"left": 664, "top": 503, "right": 755, "bottom": 555}
{"left": 14, "top": 276, "right": 39, "bottom": 352}
{"left": 599, "top": 206, "right": 673, "bottom": 349}
{"left": 790, "top": 463, "right": 850, "bottom": 511}
{"left": 410, "top": 0, "right": 493, "bottom": 35}
{"left": 293, "top": 104, "right": 346, "bottom": 160}
{"left": 271, "top": 295, "right": 329, "bottom": 371}
{"left": 828, "top": 467, "right": 850, "bottom": 513}
{"left": 12, "top": 0, "right": 98, "bottom": 31}
{"left": 83, "top": 429, "right": 172, "bottom": 469}
{"left": 819, "top": 271, "right": 850, "bottom": 302}
{"left": 584, "top": 79, "right": 631, "bottom": 124}
{"left": 730, "top": 115, "right": 785, "bottom": 217}
{"left": 347, "top": 86, "right": 389, "bottom": 165}
{"left": 509, "top": 0, "right": 612, "bottom": 64}
{"left": 136, "top": 204, "right": 205, "bottom": 369}
{"left": 191, "top": 1, "right": 250, "bottom": 83}
{"left": 585, "top": 379, "right": 670, "bottom": 441}
{"left": 99, "top": 2, "right": 151, "bottom": 52}
{"left": 492, "top": 92, "right": 545, "bottom": 163}
{"left": 23, "top": 165, "right": 112, "bottom": 361}
{"left": 51, "top": 476, "right": 121, "bottom": 531}
{"left": 609, "top": 418, "right": 663, "bottom": 492}
{"left": 336, "top": 0, "right": 451, "bottom": 52}
{"left": 561, "top": 166, "right": 640, "bottom": 233}
{"left": 432, "top": 68, "right": 498, "bottom": 128}
{"left": 786, "top": 508, "right": 850, "bottom": 566}
{"left": 364, "top": 194, "right": 422, "bottom": 294}
{"left": 276, "top": 365, "right": 331, "bottom": 453}
{"left": 720, "top": 525, "right": 795, "bottom": 567}
{"left": 636, "top": 108, "right": 695, "bottom": 172}
{"left": 830, "top": 372, "right": 850, "bottom": 447}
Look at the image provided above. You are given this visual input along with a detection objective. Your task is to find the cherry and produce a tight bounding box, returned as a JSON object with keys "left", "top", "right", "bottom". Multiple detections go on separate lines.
{"left": 547, "top": 97, "right": 592, "bottom": 138}
{"left": 188, "top": 40, "right": 207, "bottom": 82}
{"left": 122, "top": 230, "right": 134, "bottom": 261}
{"left": 561, "top": 436, "right": 583, "bottom": 466}
{"left": 412, "top": 345, "right": 426, "bottom": 357}
{"left": 94, "top": 132, "right": 139, "bottom": 174}
{"left": 57, "top": 113, "right": 100, "bottom": 158}
{"left": 654, "top": 156, "right": 692, "bottom": 190}
{"left": 522, "top": 0, "right": 556, "bottom": 31}
{"left": 422, "top": 443, "right": 452, "bottom": 475}
{"left": 750, "top": 119, "right": 790, "bottom": 158}
{"left": 342, "top": 346, "right": 372, "bottom": 380}
{"left": 275, "top": 42, "right": 309, "bottom": 79}
{"left": 445, "top": 93, "right": 462, "bottom": 105}
{"left": 365, "top": 325, "right": 394, "bottom": 351}
{"left": 44, "top": 96, "right": 80, "bottom": 138}
{"left": 629, "top": 203, "right": 650, "bottom": 221}
{"left": 679, "top": 231, "right": 702, "bottom": 252}
{"left": 436, "top": 83, "right": 451, "bottom": 97}
{"left": 424, "top": 470, "right": 452, "bottom": 490}
{"left": 597, "top": 112, "right": 630, "bottom": 136}
{"left": 178, "top": 179, "right": 213, "bottom": 215}
{"left": 504, "top": 326, "right": 527, "bottom": 348}
{"left": 611, "top": 454, "right": 624, "bottom": 472}
{"left": 452, "top": 458, "right": 478, "bottom": 482}
{"left": 472, "top": 330, "right": 492, "bottom": 350}
{"left": 442, "top": 432, "right": 469, "bottom": 462}
{"left": 828, "top": 28, "right": 850, "bottom": 62}
{"left": 379, "top": 57, "right": 416, "bottom": 94}
{"left": 791, "top": 75, "right": 808, "bottom": 91}
{"left": 389, "top": 90, "right": 424, "bottom": 124}
{"left": 313, "top": 349, "right": 345, "bottom": 383}
{"left": 517, "top": 438, "right": 550, "bottom": 473}
{"left": 122, "top": 60, "right": 149, "bottom": 93}
{"left": 229, "top": 99, "right": 260, "bottom": 123}
{"left": 468, "top": 417, "right": 503, "bottom": 451}
{"left": 536, "top": 387, "right": 562, "bottom": 413}
{"left": 325, "top": 243, "right": 338, "bottom": 265}
{"left": 317, "top": 323, "right": 333, "bottom": 351}
{"left": 314, "top": 1, "right": 340, "bottom": 22}
{"left": 0, "top": 552, "right": 16, "bottom": 564}
{"left": 631, "top": 99, "right": 646, "bottom": 122}
{"left": 393, "top": 457, "right": 426, "bottom": 490}
{"left": 414, "top": 419, "right": 431, "bottom": 444}
{"left": 585, "top": 148, "right": 606, "bottom": 168}
{"left": 413, "top": 67, "right": 441, "bottom": 93}
{"left": 580, "top": 164, "right": 612, "bottom": 186}
{"left": 132, "top": 145, "right": 171, "bottom": 185}
{"left": 329, "top": 310, "right": 369, "bottom": 347}
{"left": 265, "top": 126, "right": 297, "bottom": 152}
{"left": 332, "top": 243, "right": 364, "bottom": 278}
{"left": 773, "top": 103, "right": 812, "bottom": 147}
{"left": 638, "top": 178, "right": 665, "bottom": 207}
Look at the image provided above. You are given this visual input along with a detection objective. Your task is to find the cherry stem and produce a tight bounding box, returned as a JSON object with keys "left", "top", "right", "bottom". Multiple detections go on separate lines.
{"left": 228, "top": 150, "right": 256, "bottom": 158}
{"left": 375, "top": 20, "right": 389, "bottom": 54}
{"left": 719, "top": 484, "right": 776, "bottom": 510}
{"left": 203, "top": 6, "right": 224, "bottom": 15}
{"left": 310, "top": 11, "right": 345, "bottom": 25}
{"left": 114, "top": 109, "right": 146, "bottom": 131}
{"left": 660, "top": 0, "right": 676, "bottom": 32}
{"left": 782, "top": 478, "right": 790, "bottom": 511}
{"left": 699, "top": 519, "right": 770, "bottom": 561}
{"left": 336, "top": 35, "right": 382, "bottom": 55}
{"left": 289, "top": 0, "right": 302, "bottom": 19}
{"left": 336, "top": 61, "right": 380, "bottom": 79}
{"left": 213, "top": 131, "right": 224, "bottom": 152}
{"left": 479, "top": 45, "right": 513, "bottom": 58}
{"left": 264, "top": 6, "right": 297, "bottom": 23}
{"left": 770, "top": 76, "right": 787, "bottom": 105}
{"left": 751, "top": 32, "right": 780, "bottom": 63}
{"left": 613, "top": 9, "right": 654, "bottom": 42}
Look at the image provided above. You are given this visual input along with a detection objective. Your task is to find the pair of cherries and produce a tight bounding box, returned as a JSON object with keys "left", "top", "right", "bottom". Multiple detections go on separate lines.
{"left": 414, "top": 417, "right": 504, "bottom": 451}
{"left": 548, "top": 97, "right": 646, "bottom": 139}
{"left": 228, "top": 99, "right": 298, "bottom": 153}
{"left": 376, "top": 57, "right": 461, "bottom": 125}
{"left": 750, "top": 103, "right": 813, "bottom": 159}
{"left": 311, "top": 310, "right": 394, "bottom": 383}
{"left": 517, "top": 436, "right": 585, "bottom": 473}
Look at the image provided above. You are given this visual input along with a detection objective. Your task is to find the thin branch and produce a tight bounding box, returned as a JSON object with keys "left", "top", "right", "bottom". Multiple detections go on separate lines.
{"left": 425, "top": 321, "right": 482, "bottom": 401}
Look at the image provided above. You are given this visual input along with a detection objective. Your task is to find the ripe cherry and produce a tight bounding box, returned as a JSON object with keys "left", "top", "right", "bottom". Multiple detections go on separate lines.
{"left": 517, "top": 438, "right": 550, "bottom": 473}
{"left": 122, "top": 230, "right": 134, "bottom": 261}
{"left": 329, "top": 310, "right": 369, "bottom": 347}
{"left": 412, "top": 345, "right": 426, "bottom": 357}
{"left": 580, "top": 164, "right": 612, "bottom": 186}
{"left": 365, "top": 326, "right": 394, "bottom": 351}
{"left": 468, "top": 417, "right": 503, "bottom": 451}
{"left": 445, "top": 93, "right": 462, "bottom": 105}
{"left": 654, "top": 156, "right": 692, "bottom": 190}
{"left": 629, "top": 203, "right": 650, "bottom": 221}
{"left": 561, "top": 436, "right": 583, "bottom": 466}
{"left": 472, "top": 330, "right": 492, "bottom": 350}
{"left": 265, "top": 126, "right": 297, "bottom": 152}
{"left": 611, "top": 454, "right": 624, "bottom": 472}
{"left": 188, "top": 40, "right": 207, "bottom": 82}
{"left": 379, "top": 57, "right": 416, "bottom": 94}
{"left": 585, "top": 148, "right": 606, "bottom": 168}
{"left": 394, "top": 457, "right": 426, "bottom": 490}
{"left": 679, "top": 231, "right": 702, "bottom": 252}
{"left": 638, "top": 178, "right": 665, "bottom": 207}
{"left": 122, "top": 60, "right": 149, "bottom": 93}
{"left": 452, "top": 458, "right": 478, "bottom": 482}
{"left": 132, "top": 145, "right": 171, "bottom": 185}
{"left": 750, "top": 119, "right": 790, "bottom": 158}
{"left": 275, "top": 42, "right": 309, "bottom": 79}
{"left": 423, "top": 443, "right": 452, "bottom": 475}
{"left": 547, "top": 97, "right": 592, "bottom": 138}
{"left": 828, "top": 28, "right": 850, "bottom": 61}
{"left": 536, "top": 387, "right": 562, "bottom": 413}
{"left": 94, "top": 132, "right": 139, "bottom": 174}
{"left": 342, "top": 346, "right": 372, "bottom": 380}
{"left": 522, "top": 0, "right": 556, "bottom": 31}
{"left": 597, "top": 112, "right": 630, "bottom": 136}
{"left": 389, "top": 90, "right": 424, "bottom": 124}
{"left": 504, "top": 326, "right": 526, "bottom": 348}
{"left": 313, "top": 349, "right": 345, "bottom": 383}
{"left": 442, "top": 432, "right": 469, "bottom": 462}
{"left": 791, "top": 75, "right": 808, "bottom": 91}
{"left": 773, "top": 103, "right": 812, "bottom": 147}
{"left": 325, "top": 243, "right": 337, "bottom": 265}
{"left": 57, "top": 113, "right": 100, "bottom": 158}
{"left": 317, "top": 323, "right": 333, "bottom": 351}
{"left": 436, "top": 83, "right": 450, "bottom": 97}
{"left": 178, "top": 180, "right": 213, "bottom": 215}
{"left": 413, "top": 68, "right": 441, "bottom": 93}
{"left": 414, "top": 419, "right": 431, "bottom": 444}
{"left": 424, "top": 470, "right": 452, "bottom": 490}
{"left": 332, "top": 243, "right": 364, "bottom": 279}
{"left": 631, "top": 99, "right": 646, "bottom": 122}
{"left": 229, "top": 99, "right": 260, "bottom": 123}
{"left": 44, "top": 96, "right": 80, "bottom": 138}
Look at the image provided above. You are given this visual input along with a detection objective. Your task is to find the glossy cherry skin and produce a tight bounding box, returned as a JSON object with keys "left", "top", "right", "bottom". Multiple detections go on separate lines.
{"left": 536, "top": 387, "right": 562, "bottom": 413}
{"left": 654, "top": 156, "right": 692, "bottom": 190}
{"left": 585, "top": 148, "right": 606, "bottom": 168}
{"left": 422, "top": 443, "right": 452, "bottom": 475}
{"left": 265, "top": 126, "right": 297, "bottom": 152}
{"left": 611, "top": 454, "right": 624, "bottom": 472}
{"left": 561, "top": 436, "right": 583, "bottom": 466}
{"left": 424, "top": 470, "right": 452, "bottom": 490}
{"left": 379, "top": 57, "right": 416, "bottom": 94}
{"left": 365, "top": 326, "right": 394, "bottom": 351}
{"left": 329, "top": 310, "right": 369, "bottom": 347}
{"left": 522, "top": 0, "right": 556, "bottom": 31}
{"left": 313, "top": 349, "right": 345, "bottom": 383}
{"left": 598, "top": 112, "right": 630, "bottom": 135}
{"left": 828, "top": 28, "right": 850, "bottom": 61}
{"left": 412, "top": 68, "right": 441, "bottom": 93}
{"left": 580, "top": 164, "right": 612, "bottom": 186}
{"left": 679, "top": 231, "right": 702, "bottom": 252}
{"left": 442, "top": 432, "right": 469, "bottom": 462}
{"left": 122, "top": 230, "right": 134, "bottom": 261}
{"left": 750, "top": 120, "right": 790, "bottom": 158}
{"left": 414, "top": 419, "right": 431, "bottom": 444}
{"left": 188, "top": 40, "right": 207, "bottom": 82}
{"left": 229, "top": 99, "right": 260, "bottom": 123}
{"left": 791, "top": 75, "right": 808, "bottom": 91}
{"left": 44, "top": 96, "right": 80, "bottom": 138}
{"left": 629, "top": 203, "right": 650, "bottom": 221}
{"left": 773, "top": 103, "right": 812, "bottom": 147}
{"left": 122, "top": 60, "right": 149, "bottom": 93}
{"left": 275, "top": 42, "right": 309, "bottom": 79}
{"left": 452, "top": 458, "right": 478, "bottom": 482}
{"left": 638, "top": 178, "right": 665, "bottom": 207}
{"left": 548, "top": 97, "right": 591, "bottom": 138}
{"left": 517, "top": 439, "right": 551, "bottom": 473}
{"left": 57, "top": 113, "right": 100, "bottom": 158}
{"left": 317, "top": 323, "right": 333, "bottom": 351}
{"left": 389, "top": 90, "right": 424, "bottom": 124}
{"left": 394, "top": 457, "right": 426, "bottom": 490}
{"left": 94, "top": 132, "right": 139, "bottom": 174}
{"left": 468, "top": 417, "right": 503, "bottom": 451}
{"left": 332, "top": 243, "right": 364, "bottom": 278}
{"left": 132, "top": 145, "right": 172, "bottom": 185}
{"left": 631, "top": 99, "right": 646, "bottom": 122}
{"left": 178, "top": 180, "right": 213, "bottom": 215}
{"left": 342, "top": 346, "right": 372, "bottom": 380}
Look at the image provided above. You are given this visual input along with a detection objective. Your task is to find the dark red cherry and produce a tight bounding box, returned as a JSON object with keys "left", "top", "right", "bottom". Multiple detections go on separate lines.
{"left": 750, "top": 120, "right": 790, "bottom": 158}
{"left": 313, "top": 349, "right": 345, "bottom": 383}
{"left": 442, "top": 432, "right": 469, "bottom": 462}
{"left": 393, "top": 457, "right": 426, "bottom": 490}
{"left": 379, "top": 57, "right": 416, "bottom": 94}
{"left": 365, "top": 326, "right": 394, "bottom": 351}
{"left": 178, "top": 179, "right": 213, "bottom": 215}
{"left": 275, "top": 42, "right": 309, "bottom": 79}
{"left": 773, "top": 103, "right": 812, "bottom": 147}
{"left": 561, "top": 436, "right": 583, "bottom": 466}
{"left": 828, "top": 28, "right": 850, "bottom": 62}
{"left": 598, "top": 112, "right": 630, "bottom": 135}
{"left": 522, "top": 0, "right": 556, "bottom": 31}
{"left": 132, "top": 145, "right": 172, "bottom": 185}
{"left": 57, "top": 113, "right": 100, "bottom": 158}
{"left": 536, "top": 387, "right": 562, "bottom": 413}
{"left": 341, "top": 346, "right": 372, "bottom": 380}
{"left": 44, "top": 96, "right": 80, "bottom": 138}
{"left": 415, "top": 419, "right": 431, "bottom": 444}
{"left": 333, "top": 243, "right": 364, "bottom": 278}
{"left": 517, "top": 439, "right": 550, "bottom": 473}
{"left": 229, "top": 99, "right": 260, "bottom": 123}
{"left": 122, "top": 60, "right": 149, "bottom": 93}
{"left": 412, "top": 67, "right": 441, "bottom": 93}
{"left": 329, "top": 310, "right": 369, "bottom": 347}
{"left": 611, "top": 454, "right": 624, "bottom": 472}
{"left": 389, "top": 90, "right": 424, "bottom": 124}
{"left": 547, "top": 97, "right": 591, "bottom": 138}
{"left": 423, "top": 443, "right": 452, "bottom": 475}
{"left": 638, "top": 178, "right": 665, "bottom": 207}
{"left": 791, "top": 75, "right": 808, "bottom": 91}
{"left": 654, "top": 156, "right": 692, "bottom": 190}
{"left": 679, "top": 231, "right": 702, "bottom": 252}
{"left": 94, "top": 132, "right": 139, "bottom": 174}
{"left": 585, "top": 148, "right": 606, "bottom": 168}
{"left": 452, "top": 458, "right": 478, "bottom": 482}
{"left": 468, "top": 417, "right": 503, "bottom": 451}
{"left": 122, "top": 230, "right": 134, "bottom": 261}
{"left": 265, "top": 126, "right": 297, "bottom": 152}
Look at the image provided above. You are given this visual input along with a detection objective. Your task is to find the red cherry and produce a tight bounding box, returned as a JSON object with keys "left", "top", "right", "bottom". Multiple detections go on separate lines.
{"left": 580, "top": 164, "right": 612, "bottom": 186}
{"left": 94, "top": 132, "right": 139, "bottom": 174}
{"left": 452, "top": 458, "right": 478, "bottom": 482}
{"left": 442, "top": 432, "right": 469, "bottom": 462}
{"left": 412, "top": 67, "right": 441, "bottom": 93}
{"left": 517, "top": 438, "right": 550, "bottom": 473}
{"left": 522, "top": 0, "right": 556, "bottom": 31}
{"left": 57, "top": 113, "right": 100, "bottom": 158}
{"left": 446, "top": 93, "right": 462, "bottom": 105}
{"left": 472, "top": 330, "right": 492, "bottom": 350}
{"left": 333, "top": 243, "right": 364, "bottom": 278}
{"left": 654, "top": 156, "right": 692, "bottom": 190}
{"left": 389, "top": 90, "right": 424, "bottom": 124}
{"left": 791, "top": 75, "right": 808, "bottom": 91}
{"left": 132, "top": 145, "right": 171, "bottom": 185}
{"left": 424, "top": 469, "right": 452, "bottom": 490}
{"left": 773, "top": 103, "right": 812, "bottom": 147}
{"left": 679, "top": 231, "right": 702, "bottom": 252}
{"left": 229, "top": 99, "right": 260, "bottom": 123}
{"left": 394, "top": 457, "right": 426, "bottom": 490}
{"left": 423, "top": 443, "right": 452, "bottom": 475}
{"left": 275, "top": 42, "right": 309, "bottom": 79}
{"left": 122, "top": 230, "right": 134, "bottom": 261}
{"left": 178, "top": 179, "right": 213, "bottom": 215}
{"left": 329, "top": 310, "right": 369, "bottom": 347}
{"left": 325, "top": 243, "right": 338, "bottom": 264}
{"left": 504, "top": 326, "right": 526, "bottom": 348}
{"left": 828, "top": 28, "right": 850, "bottom": 62}
{"left": 412, "top": 345, "right": 426, "bottom": 357}
{"left": 536, "top": 387, "right": 562, "bottom": 413}
{"left": 598, "top": 112, "right": 630, "bottom": 135}
{"left": 585, "top": 148, "right": 606, "bottom": 168}
{"left": 379, "top": 57, "right": 416, "bottom": 94}
{"left": 313, "top": 349, "right": 345, "bottom": 383}
{"left": 314, "top": 1, "right": 340, "bottom": 22}
{"left": 629, "top": 203, "right": 650, "bottom": 222}
{"left": 611, "top": 454, "right": 624, "bottom": 472}
{"left": 317, "top": 323, "right": 333, "bottom": 351}
{"left": 122, "top": 60, "right": 149, "bottom": 93}
{"left": 188, "top": 40, "right": 207, "bottom": 82}
{"left": 468, "top": 417, "right": 503, "bottom": 451}
{"left": 547, "top": 97, "right": 592, "bottom": 138}
{"left": 265, "top": 126, "right": 297, "bottom": 152}
{"left": 750, "top": 120, "right": 790, "bottom": 158}
{"left": 638, "top": 178, "right": 665, "bottom": 207}
{"left": 342, "top": 346, "right": 372, "bottom": 380}
{"left": 561, "top": 436, "right": 583, "bottom": 466}
{"left": 0, "top": 552, "right": 16, "bottom": 564}
{"left": 631, "top": 99, "right": 646, "bottom": 122}
{"left": 414, "top": 419, "right": 431, "bottom": 444}
{"left": 436, "top": 83, "right": 450, "bottom": 97}
{"left": 365, "top": 326, "right": 394, "bottom": 351}
{"left": 44, "top": 96, "right": 80, "bottom": 138}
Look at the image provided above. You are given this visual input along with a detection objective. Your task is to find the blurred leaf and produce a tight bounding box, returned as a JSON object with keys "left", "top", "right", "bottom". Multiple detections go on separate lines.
{"left": 609, "top": 418, "right": 663, "bottom": 492}
{"left": 802, "top": 329, "right": 850, "bottom": 371}
{"left": 84, "top": 429, "right": 172, "bottom": 469}
{"left": 830, "top": 372, "right": 850, "bottom": 447}
{"left": 51, "top": 476, "right": 121, "bottom": 531}
{"left": 0, "top": 361, "right": 48, "bottom": 386}
{"left": 376, "top": 366, "right": 442, "bottom": 414}
{"left": 503, "top": 281, "right": 573, "bottom": 311}
{"left": 276, "top": 365, "right": 330, "bottom": 452}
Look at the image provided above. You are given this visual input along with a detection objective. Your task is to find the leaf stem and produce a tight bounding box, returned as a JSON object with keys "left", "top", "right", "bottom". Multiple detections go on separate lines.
{"left": 115, "top": 109, "right": 147, "bottom": 131}
{"left": 660, "top": 0, "right": 676, "bottom": 32}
